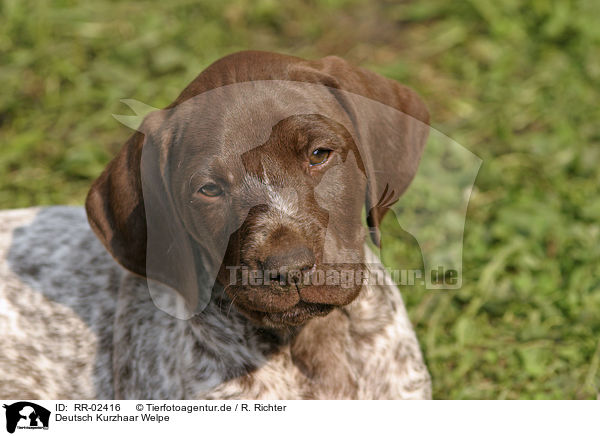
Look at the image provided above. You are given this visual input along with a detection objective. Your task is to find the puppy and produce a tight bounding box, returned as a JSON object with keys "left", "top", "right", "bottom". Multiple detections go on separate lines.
{"left": 0, "top": 51, "right": 431, "bottom": 399}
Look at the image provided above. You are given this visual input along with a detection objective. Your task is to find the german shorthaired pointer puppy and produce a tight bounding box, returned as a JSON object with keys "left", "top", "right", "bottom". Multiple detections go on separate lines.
{"left": 0, "top": 51, "right": 431, "bottom": 399}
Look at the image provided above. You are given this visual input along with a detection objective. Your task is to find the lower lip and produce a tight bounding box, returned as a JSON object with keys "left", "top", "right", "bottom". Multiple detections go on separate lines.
{"left": 264, "top": 302, "right": 333, "bottom": 325}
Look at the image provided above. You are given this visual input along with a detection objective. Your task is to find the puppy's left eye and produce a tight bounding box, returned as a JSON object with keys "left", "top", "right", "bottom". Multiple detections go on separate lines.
{"left": 309, "top": 148, "right": 331, "bottom": 166}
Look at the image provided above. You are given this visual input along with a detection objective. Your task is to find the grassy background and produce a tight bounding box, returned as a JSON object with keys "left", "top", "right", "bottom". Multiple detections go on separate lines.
{"left": 1, "top": 0, "right": 599, "bottom": 399}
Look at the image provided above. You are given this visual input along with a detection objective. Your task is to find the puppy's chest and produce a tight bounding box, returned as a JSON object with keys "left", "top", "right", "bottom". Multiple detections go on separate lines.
{"left": 118, "top": 276, "right": 429, "bottom": 399}
{"left": 198, "top": 310, "right": 397, "bottom": 400}
{"left": 200, "top": 332, "right": 365, "bottom": 399}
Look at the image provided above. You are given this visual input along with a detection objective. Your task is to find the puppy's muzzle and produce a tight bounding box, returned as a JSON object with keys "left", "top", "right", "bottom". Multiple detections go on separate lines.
{"left": 261, "top": 244, "right": 316, "bottom": 288}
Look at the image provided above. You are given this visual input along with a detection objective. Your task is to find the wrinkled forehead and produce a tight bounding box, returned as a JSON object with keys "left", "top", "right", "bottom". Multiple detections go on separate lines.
{"left": 162, "top": 81, "right": 354, "bottom": 172}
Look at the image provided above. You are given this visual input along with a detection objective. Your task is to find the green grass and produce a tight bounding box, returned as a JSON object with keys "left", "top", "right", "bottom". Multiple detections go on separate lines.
{"left": 1, "top": 0, "right": 599, "bottom": 399}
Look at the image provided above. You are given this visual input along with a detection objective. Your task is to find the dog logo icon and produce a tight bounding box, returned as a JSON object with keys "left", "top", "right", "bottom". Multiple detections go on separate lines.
{"left": 2, "top": 402, "right": 50, "bottom": 433}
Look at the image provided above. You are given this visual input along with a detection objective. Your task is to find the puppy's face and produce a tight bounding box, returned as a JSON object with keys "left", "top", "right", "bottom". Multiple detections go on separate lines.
{"left": 86, "top": 52, "right": 429, "bottom": 327}
{"left": 170, "top": 113, "right": 367, "bottom": 327}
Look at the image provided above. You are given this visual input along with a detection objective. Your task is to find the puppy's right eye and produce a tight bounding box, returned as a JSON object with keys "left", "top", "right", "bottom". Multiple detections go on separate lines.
{"left": 197, "top": 183, "right": 223, "bottom": 198}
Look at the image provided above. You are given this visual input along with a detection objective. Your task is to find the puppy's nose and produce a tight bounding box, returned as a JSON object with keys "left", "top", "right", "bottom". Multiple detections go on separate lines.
{"left": 263, "top": 245, "right": 316, "bottom": 285}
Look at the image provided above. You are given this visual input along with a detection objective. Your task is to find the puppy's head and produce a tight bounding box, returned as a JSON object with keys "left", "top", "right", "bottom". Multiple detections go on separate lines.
{"left": 86, "top": 51, "right": 429, "bottom": 327}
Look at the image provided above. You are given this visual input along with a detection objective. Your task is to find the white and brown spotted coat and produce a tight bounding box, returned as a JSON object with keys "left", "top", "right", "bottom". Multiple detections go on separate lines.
{"left": 0, "top": 206, "right": 430, "bottom": 399}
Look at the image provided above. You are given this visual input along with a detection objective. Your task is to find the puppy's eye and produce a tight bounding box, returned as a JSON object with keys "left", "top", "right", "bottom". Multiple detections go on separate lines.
{"left": 197, "top": 183, "right": 223, "bottom": 198}
{"left": 309, "top": 148, "right": 331, "bottom": 166}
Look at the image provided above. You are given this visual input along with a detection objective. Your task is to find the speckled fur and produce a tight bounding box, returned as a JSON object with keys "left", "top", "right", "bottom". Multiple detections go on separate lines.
{"left": 0, "top": 206, "right": 430, "bottom": 399}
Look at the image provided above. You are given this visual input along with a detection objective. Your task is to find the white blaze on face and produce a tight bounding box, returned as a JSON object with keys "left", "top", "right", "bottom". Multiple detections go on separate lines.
{"left": 266, "top": 186, "right": 298, "bottom": 217}
{"left": 241, "top": 173, "right": 299, "bottom": 218}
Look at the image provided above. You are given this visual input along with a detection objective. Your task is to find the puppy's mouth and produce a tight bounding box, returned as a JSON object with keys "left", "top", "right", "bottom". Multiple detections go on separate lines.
{"left": 240, "top": 301, "right": 335, "bottom": 328}
{"left": 222, "top": 263, "right": 365, "bottom": 328}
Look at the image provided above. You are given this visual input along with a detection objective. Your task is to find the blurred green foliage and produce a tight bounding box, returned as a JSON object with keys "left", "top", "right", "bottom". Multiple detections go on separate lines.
{"left": 1, "top": 0, "right": 599, "bottom": 398}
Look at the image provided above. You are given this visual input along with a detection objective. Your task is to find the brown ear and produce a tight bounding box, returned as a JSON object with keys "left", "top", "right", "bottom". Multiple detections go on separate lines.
{"left": 85, "top": 130, "right": 147, "bottom": 277}
{"left": 289, "top": 56, "right": 430, "bottom": 246}
{"left": 86, "top": 111, "right": 205, "bottom": 315}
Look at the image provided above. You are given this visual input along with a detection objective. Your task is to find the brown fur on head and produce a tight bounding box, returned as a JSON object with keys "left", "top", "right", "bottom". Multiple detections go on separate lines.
{"left": 85, "top": 51, "right": 429, "bottom": 327}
